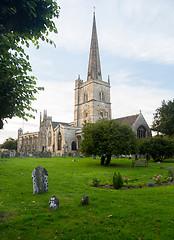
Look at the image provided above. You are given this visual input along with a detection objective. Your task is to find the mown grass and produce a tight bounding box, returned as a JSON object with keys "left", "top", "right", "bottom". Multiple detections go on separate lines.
{"left": 0, "top": 157, "right": 174, "bottom": 240}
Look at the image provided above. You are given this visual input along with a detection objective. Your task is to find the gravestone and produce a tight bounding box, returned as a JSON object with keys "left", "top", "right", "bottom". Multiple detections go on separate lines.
{"left": 49, "top": 196, "right": 60, "bottom": 210}
{"left": 81, "top": 195, "right": 89, "bottom": 205}
{"left": 32, "top": 166, "right": 48, "bottom": 194}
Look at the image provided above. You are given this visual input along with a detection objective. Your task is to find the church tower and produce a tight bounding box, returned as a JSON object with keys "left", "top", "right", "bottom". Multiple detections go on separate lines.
{"left": 74, "top": 12, "right": 111, "bottom": 127}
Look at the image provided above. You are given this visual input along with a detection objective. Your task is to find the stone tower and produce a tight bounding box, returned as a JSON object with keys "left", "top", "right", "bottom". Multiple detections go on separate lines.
{"left": 74, "top": 12, "right": 111, "bottom": 127}
{"left": 38, "top": 110, "right": 52, "bottom": 152}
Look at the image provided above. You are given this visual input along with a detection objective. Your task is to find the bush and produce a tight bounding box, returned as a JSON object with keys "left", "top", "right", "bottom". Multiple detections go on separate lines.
{"left": 113, "top": 172, "right": 123, "bottom": 189}
{"left": 92, "top": 178, "right": 101, "bottom": 187}
{"left": 167, "top": 168, "right": 174, "bottom": 182}
{"left": 139, "top": 136, "right": 174, "bottom": 162}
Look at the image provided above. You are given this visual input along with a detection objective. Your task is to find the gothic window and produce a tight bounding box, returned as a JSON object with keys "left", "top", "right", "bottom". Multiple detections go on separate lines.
{"left": 99, "top": 92, "right": 104, "bottom": 101}
{"left": 48, "top": 131, "right": 52, "bottom": 147}
{"left": 57, "top": 132, "right": 62, "bottom": 150}
{"left": 71, "top": 141, "right": 76, "bottom": 151}
{"left": 137, "top": 126, "right": 146, "bottom": 138}
{"left": 29, "top": 137, "right": 32, "bottom": 150}
{"left": 84, "top": 93, "right": 88, "bottom": 103}
{"left": 33, "top": 137, "right": 35, "bottom": 150}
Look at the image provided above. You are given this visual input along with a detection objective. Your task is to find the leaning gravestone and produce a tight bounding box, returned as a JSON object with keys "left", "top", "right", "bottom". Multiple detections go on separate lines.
{"left": 49, "top": 196, "right": 60, "bottom": 210}
{"left": 32, "top": 166, "right": 48, "bottom": 194}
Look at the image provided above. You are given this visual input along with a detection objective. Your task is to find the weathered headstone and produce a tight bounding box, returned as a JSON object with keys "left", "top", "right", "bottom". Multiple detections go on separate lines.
{"left": 81, "top": 195, "right": 89, "bottom": 205}
{"left": 72, "top": 154, "right": 76, "bottom": 161}
{"left": 32, "top": 166, "right": 48, "bottom": 194}
{"left": 49, "top": 196, "right": 60, "bottom": 210}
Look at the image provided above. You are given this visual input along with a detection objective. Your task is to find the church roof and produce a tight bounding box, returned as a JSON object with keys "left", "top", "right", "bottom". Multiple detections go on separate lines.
{"left": 114, "top": 114, "right": 139, "bottom": 127}
{"left": 52, "top": 121, "right": 70, "bottom": 129}
{"left": 87, "top": 12, "right": 102, "bottom": 81}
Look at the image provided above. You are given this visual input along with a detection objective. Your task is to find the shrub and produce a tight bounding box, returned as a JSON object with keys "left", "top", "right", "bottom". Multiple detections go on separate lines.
{"left": 167, "top": 168, "right": 174, "bottom": 182}
{"left": 147, "top": 181, "right": 155, "bottom": 187}
{"left": 153, "top": 174, "right": 162, "bottom": 184}
{"left": 139, "top": 136, "right": 174, "bottom": 162}
{"left": 113, "top": 172, "right": 123, "bottom": 189}
{"left": 92, "top": 178, "right": 101, "bottom": 187}
{"left": 123, "top": 177, "right": 130, "bottom": 184}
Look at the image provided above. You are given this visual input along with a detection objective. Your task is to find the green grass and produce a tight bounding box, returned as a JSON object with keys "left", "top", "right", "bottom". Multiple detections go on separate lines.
{"left": 0, "top": 157, "right": 174, "bottom": 240}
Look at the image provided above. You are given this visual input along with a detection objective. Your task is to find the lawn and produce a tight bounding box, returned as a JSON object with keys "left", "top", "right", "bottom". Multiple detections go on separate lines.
{"left": 0, "top": 156, "right": 174, "bottom": 240}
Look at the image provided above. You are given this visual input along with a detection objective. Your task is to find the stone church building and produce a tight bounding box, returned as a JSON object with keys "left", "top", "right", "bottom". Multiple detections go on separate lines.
{"left": 17, "top": 13, "right": 151, "bottom": 156}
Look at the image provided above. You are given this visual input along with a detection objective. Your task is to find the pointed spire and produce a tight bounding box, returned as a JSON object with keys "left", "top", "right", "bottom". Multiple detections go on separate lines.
{"left": 87, "top": 11, "right": 102, "bottom": 81}
{"left": 108, "top": 75, "right": 110, "bottom": 84}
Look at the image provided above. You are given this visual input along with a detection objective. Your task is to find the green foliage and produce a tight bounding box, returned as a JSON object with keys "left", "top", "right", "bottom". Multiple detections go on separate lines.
{"left": 113, "top": 172, "right": 123, "bottom": 189}
{"left": 81, "top": 119, "right": 138, "bottom": 165}
{"left": 0, "top": 0, "right": 60, "bottom": 128}
{"left": 152, "top": 99, "right": 174, "bottom": 137}
{"left": 0, "top": 157, "right": 174, "bottom": 239}
{"left": 92, "top": 178, "right": 101, "bottom": 187}
{"left": 167, "top": 168, "right": 174, "bottom": 181}
{"left": 1, "top": 138, "right": 17, "bottom": 150}
{"left": 139, "top": 136, "right": 174, "bottom": 162}
{"left": 0, "top": 0, "right": 60, "bottom": 39}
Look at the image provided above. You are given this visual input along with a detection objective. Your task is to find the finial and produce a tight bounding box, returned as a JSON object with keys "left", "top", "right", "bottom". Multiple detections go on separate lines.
{"left": 93, "top": 6, "right": 95, "bottom": 14}
{"left": 78, "top": 74, "right": 81, "bottom": 80}
{"left": 108, "top": 75, "right": 110, "bottom": 84}
{"left": 140, "top": 110, "right": 141, "bottom": 114}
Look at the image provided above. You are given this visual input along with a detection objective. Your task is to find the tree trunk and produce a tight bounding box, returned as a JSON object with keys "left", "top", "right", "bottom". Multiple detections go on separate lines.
{"left": 105, "top": 155, "right": 111, "bottom": 166}
{"left": 101, "top": 155, "right": 105, "bottom": 165}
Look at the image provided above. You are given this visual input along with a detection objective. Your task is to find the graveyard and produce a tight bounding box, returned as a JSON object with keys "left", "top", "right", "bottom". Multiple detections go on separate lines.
{"left": 0, "top": 156, "right": 174, "bottom": 240}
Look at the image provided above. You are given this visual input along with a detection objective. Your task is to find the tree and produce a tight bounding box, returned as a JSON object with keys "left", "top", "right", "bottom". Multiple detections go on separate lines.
{"left": 139, "top": 136, "right": 174, "bottom": 162}
{"left": 1, "top": 138, "right": 17, "bottom": 150}
{"left": 152, "top": 99, "right": 174, "bottom": 137}
{"left": 80, "top": 119, "right": 138, "bottom": 165}
{"left": 0, "top": 0, "right": 60, "bottom": 129}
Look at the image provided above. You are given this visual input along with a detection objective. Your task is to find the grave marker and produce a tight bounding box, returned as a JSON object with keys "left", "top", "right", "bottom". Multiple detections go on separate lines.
{"left": 32, "top": 166, "right": 48, "bottom": 194}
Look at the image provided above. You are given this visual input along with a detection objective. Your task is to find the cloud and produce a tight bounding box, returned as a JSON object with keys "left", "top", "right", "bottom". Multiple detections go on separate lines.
{"left": 111, "top": 69, "right": 174, "bottom": 126}
{"left": 1, "top": 0, "right": 174, "bottom": 143}
{"left": 51, "top": 0, "right": 174, "bottom": 64}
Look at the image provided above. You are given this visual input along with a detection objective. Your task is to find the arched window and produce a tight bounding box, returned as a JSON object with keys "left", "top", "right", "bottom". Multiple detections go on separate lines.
{"left": 48, "top": 131, "right": 52, "bottom": 146}
{"left": 137, "top": 126, "right": 146, "bottom": 138}
{"left": 71, "top": 141, "right": 76, "bottom": 151}
{"left": 57, "top": 132, "right": 62, "bottom": 150}
{"left": 84, "top": 92, "right": 88, "bottom": 103}
{"left": 99, "top": 92, "right": 104, "bottom": 101}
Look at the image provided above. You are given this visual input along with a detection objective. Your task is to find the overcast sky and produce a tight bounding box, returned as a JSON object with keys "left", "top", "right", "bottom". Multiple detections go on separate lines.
{"left": 1, "top": 0, "right": 174, "bottom": 143}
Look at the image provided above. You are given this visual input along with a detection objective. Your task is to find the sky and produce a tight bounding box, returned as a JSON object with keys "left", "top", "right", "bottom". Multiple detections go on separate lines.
{"left": 1, "top": 0, "right": 174, "bottom": 143}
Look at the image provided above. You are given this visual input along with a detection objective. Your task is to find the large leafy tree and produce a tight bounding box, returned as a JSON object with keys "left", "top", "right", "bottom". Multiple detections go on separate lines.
{"left": 1, "top": 138, "right": 17, "bottom": 150}
{"left": 152, "top": 99, "right": 174, "bottom": 137}
{"left": 139, "top": 136, "right": 174, "bottom": 162}
{"left": 0, "top": 0, "right": 60, "bottom": 129}
{"left": 80, "top": 119, "right": 138, "bottom": 165}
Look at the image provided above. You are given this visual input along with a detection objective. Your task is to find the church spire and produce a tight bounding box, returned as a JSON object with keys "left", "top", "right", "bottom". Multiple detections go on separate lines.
{"left": 87, "top": 11, "right": 102, "bottom": 81}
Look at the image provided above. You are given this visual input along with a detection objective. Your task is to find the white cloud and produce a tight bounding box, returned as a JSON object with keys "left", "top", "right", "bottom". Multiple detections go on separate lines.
{"left": 1, "top": 0, "right": 174, "bottom": 143}
{"left": 51, "top": 0, "right": 174, "bottom": 64}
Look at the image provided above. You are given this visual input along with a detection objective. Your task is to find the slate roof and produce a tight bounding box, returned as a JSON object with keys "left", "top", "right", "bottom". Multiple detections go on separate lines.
{"left": 52, "top": 121, "right": 70, "bottom": 130}
{"left": 114, "top": 114, "right": 139, "bottom": 127}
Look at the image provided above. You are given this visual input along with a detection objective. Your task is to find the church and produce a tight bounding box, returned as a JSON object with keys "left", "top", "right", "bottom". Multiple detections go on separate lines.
{"left": 17, "top": 12, "right": 151, "bottom": 156}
